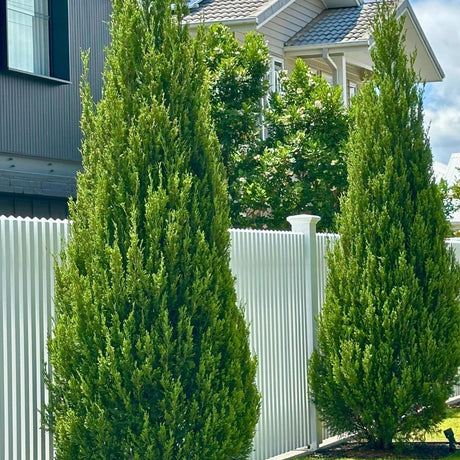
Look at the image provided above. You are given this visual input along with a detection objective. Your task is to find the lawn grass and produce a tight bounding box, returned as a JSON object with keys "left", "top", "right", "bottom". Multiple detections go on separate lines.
{"left": 425, "top": 408, "right": 460, "bottom": 443}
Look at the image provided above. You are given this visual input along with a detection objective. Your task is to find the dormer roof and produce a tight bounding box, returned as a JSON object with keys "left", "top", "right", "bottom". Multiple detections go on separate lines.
{"left": 286, "top": 2, "right": 378, "bottom": 47}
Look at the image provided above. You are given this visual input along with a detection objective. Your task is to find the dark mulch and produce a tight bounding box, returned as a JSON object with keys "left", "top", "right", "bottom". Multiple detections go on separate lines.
{"left": 310, "top": 442, "right": 457, "bottom": 459}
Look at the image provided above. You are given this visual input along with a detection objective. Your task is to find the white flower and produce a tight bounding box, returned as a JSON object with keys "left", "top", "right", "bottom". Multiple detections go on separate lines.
{"left": 296, "top": 87, "right": 303, "bottom": 94}
{"left": 314, "top": 100, "right": 323, "bottom": 109}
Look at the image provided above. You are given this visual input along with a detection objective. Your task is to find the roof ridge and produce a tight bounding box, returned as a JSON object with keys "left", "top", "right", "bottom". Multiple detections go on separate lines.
{"left": 252, "top": 0, "right": 280, "bottom": 16}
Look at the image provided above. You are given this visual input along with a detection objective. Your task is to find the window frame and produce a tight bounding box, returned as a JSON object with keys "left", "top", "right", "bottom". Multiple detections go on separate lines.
{"left": 270, "top": 58, "right": 284, "bottom": 94}
{"left": 0, "top": 0, "right": 70, "bottom": 84}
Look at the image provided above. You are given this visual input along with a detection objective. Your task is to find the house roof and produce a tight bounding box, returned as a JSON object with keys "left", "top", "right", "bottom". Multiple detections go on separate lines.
{"left": 284, "top": 0, "right": 443, "bottom": 82}
{"left": 185, "top": 0, "right": 444, "bottom": 83}
{"left": 286, "top": 2, "right": 380, "bottom": 47}
{"left": 184, "top": 0, "right": 272, "bottom": 25}
{"left": 184, "top": 0, "right": 363, "bottom": 27}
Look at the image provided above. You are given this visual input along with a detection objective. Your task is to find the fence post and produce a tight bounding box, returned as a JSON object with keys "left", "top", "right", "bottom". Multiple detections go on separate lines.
{"left": 287, "top": 214, "right": 322, "bottom": 450}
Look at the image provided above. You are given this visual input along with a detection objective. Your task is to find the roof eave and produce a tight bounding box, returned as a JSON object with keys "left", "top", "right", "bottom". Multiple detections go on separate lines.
{"left": 397, "top": 0, "right": 445, "bottom": 81}
{"left": 284, "top": 40, "right": 370, "bottom": 56}
{"left": 322, "top": 0, "right": 362, "bottom": 7}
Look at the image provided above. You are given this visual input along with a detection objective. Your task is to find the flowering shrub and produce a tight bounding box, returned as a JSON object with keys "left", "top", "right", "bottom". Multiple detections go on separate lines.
{"left": 238, "top": 59, "right": 348, "bottom": 230}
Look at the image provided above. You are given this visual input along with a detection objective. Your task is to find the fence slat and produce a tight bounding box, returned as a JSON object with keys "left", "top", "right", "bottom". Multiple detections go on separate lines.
{"left": 0, "top": 216, "right": 69, "bottom": 460}
{"left": 230, "top": 228, "right": 312, "bottom": 459}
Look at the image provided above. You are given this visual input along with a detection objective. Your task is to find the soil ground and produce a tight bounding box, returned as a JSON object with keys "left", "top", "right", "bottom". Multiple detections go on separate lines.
{"left": 310, "top": 441, "right": 459, "bottom": 459}
{"left": 301, "top": 407, "right": 460, "bottom": 460}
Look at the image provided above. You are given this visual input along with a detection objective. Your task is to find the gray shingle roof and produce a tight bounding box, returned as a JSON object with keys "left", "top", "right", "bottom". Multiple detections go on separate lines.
{"left": 286, "top": 1, "right": 382, "bottom": 47}
{"left": 184, "top": 0, "right": 271, "bottom": 24}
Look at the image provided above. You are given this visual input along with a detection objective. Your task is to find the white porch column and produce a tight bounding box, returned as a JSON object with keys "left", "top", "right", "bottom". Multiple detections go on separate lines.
{"left": 331, "top": 54, "right": 348, "bottom": 107}
{"left": 287, "top": 214, "right": 322, "bottom": 450}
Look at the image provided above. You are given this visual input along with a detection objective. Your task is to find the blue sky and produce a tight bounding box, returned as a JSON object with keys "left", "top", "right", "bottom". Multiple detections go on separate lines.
{"left": 410, "top": 0, "right": 460, "bottom": 164}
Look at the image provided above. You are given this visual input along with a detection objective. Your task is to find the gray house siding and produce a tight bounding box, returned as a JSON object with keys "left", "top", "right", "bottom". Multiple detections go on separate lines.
{"left": 0, "top": 0, "right": 111, "bottom": 162}
{"left": 0, "top": 0, "right": 111, "bottom": 217}
{"left": 0, "top": 193, "right": 68, "bottom": 219}
{"left": 258, "top": 0, "right": 323, "bottom": 61}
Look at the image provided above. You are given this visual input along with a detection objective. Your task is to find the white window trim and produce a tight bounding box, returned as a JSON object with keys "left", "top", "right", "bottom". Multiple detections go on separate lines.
{"left": 270, "top": 58, "right": 284, "bottom": 93}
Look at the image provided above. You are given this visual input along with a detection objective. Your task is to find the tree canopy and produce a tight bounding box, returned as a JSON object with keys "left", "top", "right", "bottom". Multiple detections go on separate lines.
{"left": 309, "top": 3, "right": 460, "bottom": 448}
{"left": 46, "top": 1, "right": 259, "bottom": 458}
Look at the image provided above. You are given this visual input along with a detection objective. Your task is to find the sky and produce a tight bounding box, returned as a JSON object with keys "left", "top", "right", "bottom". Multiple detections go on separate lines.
{"left": 409, "top": 0, "right": 460, "bottom": 164}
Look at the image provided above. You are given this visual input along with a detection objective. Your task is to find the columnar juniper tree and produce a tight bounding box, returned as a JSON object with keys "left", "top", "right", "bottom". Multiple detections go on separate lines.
{"left": 45, "top": 0, "right": 259, "bottom": 458}
{"left": 309, "top": 3, "right": 460, "bottom": 449}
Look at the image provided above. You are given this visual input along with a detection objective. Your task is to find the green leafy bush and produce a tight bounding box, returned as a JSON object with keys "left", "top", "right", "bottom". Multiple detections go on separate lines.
{"left": 199, "top": 24, "right": 270, "bottom": 225}
{"left": 240, "top": 59, "right": 348, "bottom": 230}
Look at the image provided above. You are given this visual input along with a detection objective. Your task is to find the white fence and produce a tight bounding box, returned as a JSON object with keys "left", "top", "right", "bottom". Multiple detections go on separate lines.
{"left": 0, "top": 217, "right": 69, "bottom": 460}
{"left": 230, "top": 217, "right": 320, "bottom": 459}
{"left": 1, "top": 215, "right": 460, "bottom": 460}
{"left": 447, "top": 238, "right": 460, "bottom": 401}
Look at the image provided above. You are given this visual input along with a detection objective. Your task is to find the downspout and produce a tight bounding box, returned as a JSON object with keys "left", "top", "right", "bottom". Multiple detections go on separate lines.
{"left": 322, "top": 48, "right": 338, "bottom": 86}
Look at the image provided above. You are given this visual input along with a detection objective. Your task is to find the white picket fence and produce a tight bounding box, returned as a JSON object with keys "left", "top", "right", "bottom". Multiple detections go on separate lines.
{"left": 1, "top": 215, "right": 459, "bottom": 460}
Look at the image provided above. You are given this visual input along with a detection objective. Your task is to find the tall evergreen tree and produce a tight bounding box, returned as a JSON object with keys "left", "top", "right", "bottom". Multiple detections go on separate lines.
{"left": 309, "top": 3, "right": 460, "bottom": 449}
{"left": 45, "top": 1, "right": 259, "bottom": 458}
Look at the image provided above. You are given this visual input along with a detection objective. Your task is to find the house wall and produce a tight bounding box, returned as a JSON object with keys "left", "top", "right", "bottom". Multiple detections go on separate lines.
{"left": 0, "top": 193, "right": 68, "bottom": 219}
{"left": 0, "top": 0, "right": 111, "bottom": 210}
{"left": 258, "top": 0, "right": 324, "bottom": 61}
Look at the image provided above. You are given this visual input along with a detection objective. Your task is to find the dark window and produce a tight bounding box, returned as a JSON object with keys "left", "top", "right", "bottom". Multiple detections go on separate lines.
{"left": 0, "top": 0, "right": 69, "bottom": 81}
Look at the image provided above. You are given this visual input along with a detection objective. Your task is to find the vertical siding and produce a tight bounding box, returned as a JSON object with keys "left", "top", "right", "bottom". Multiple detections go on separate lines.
{"left": 0, "top": 0, "right": 111, "bottom": 162}
{"left": 230, "top": 229, "right": 312, "bottom": 460}
{"left": 0, "top": 216, "right": 69, "bottom": 460}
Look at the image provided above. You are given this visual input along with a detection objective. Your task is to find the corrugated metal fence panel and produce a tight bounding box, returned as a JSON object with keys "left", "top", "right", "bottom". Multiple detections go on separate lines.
{"left": 4, "top": 221, "right": 460, "bottom": 459}
{"left": 446, "top": 238, "right": 460, "bottom": 399}
{"left": 0, "top": 216, "right": 69, "bottom": 460}
{"left": 230, "top": 229, "right": 312, "bottom": 460}
{"left": 316, "top": 233, "right": 339, "bottom": 445}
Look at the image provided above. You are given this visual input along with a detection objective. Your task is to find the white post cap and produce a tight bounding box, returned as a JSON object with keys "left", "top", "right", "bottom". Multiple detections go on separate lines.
{"left": 287, "top": 214, "right": 321, "bottom": 234}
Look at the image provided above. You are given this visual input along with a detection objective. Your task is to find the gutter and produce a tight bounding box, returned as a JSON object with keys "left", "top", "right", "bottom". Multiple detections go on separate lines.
{"left": 284, "top": 40, "right": 369, "bottom": 56}
{"left": 322, "top": 48, "right": 338, "bottom": 86}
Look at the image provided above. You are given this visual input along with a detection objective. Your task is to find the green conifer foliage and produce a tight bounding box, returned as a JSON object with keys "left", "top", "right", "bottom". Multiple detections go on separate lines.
{"left": 309, "top": 3, "right": 460, "bottom": 449}
{"left": 45, "top": 1, "right": 259, "bottom": 458}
